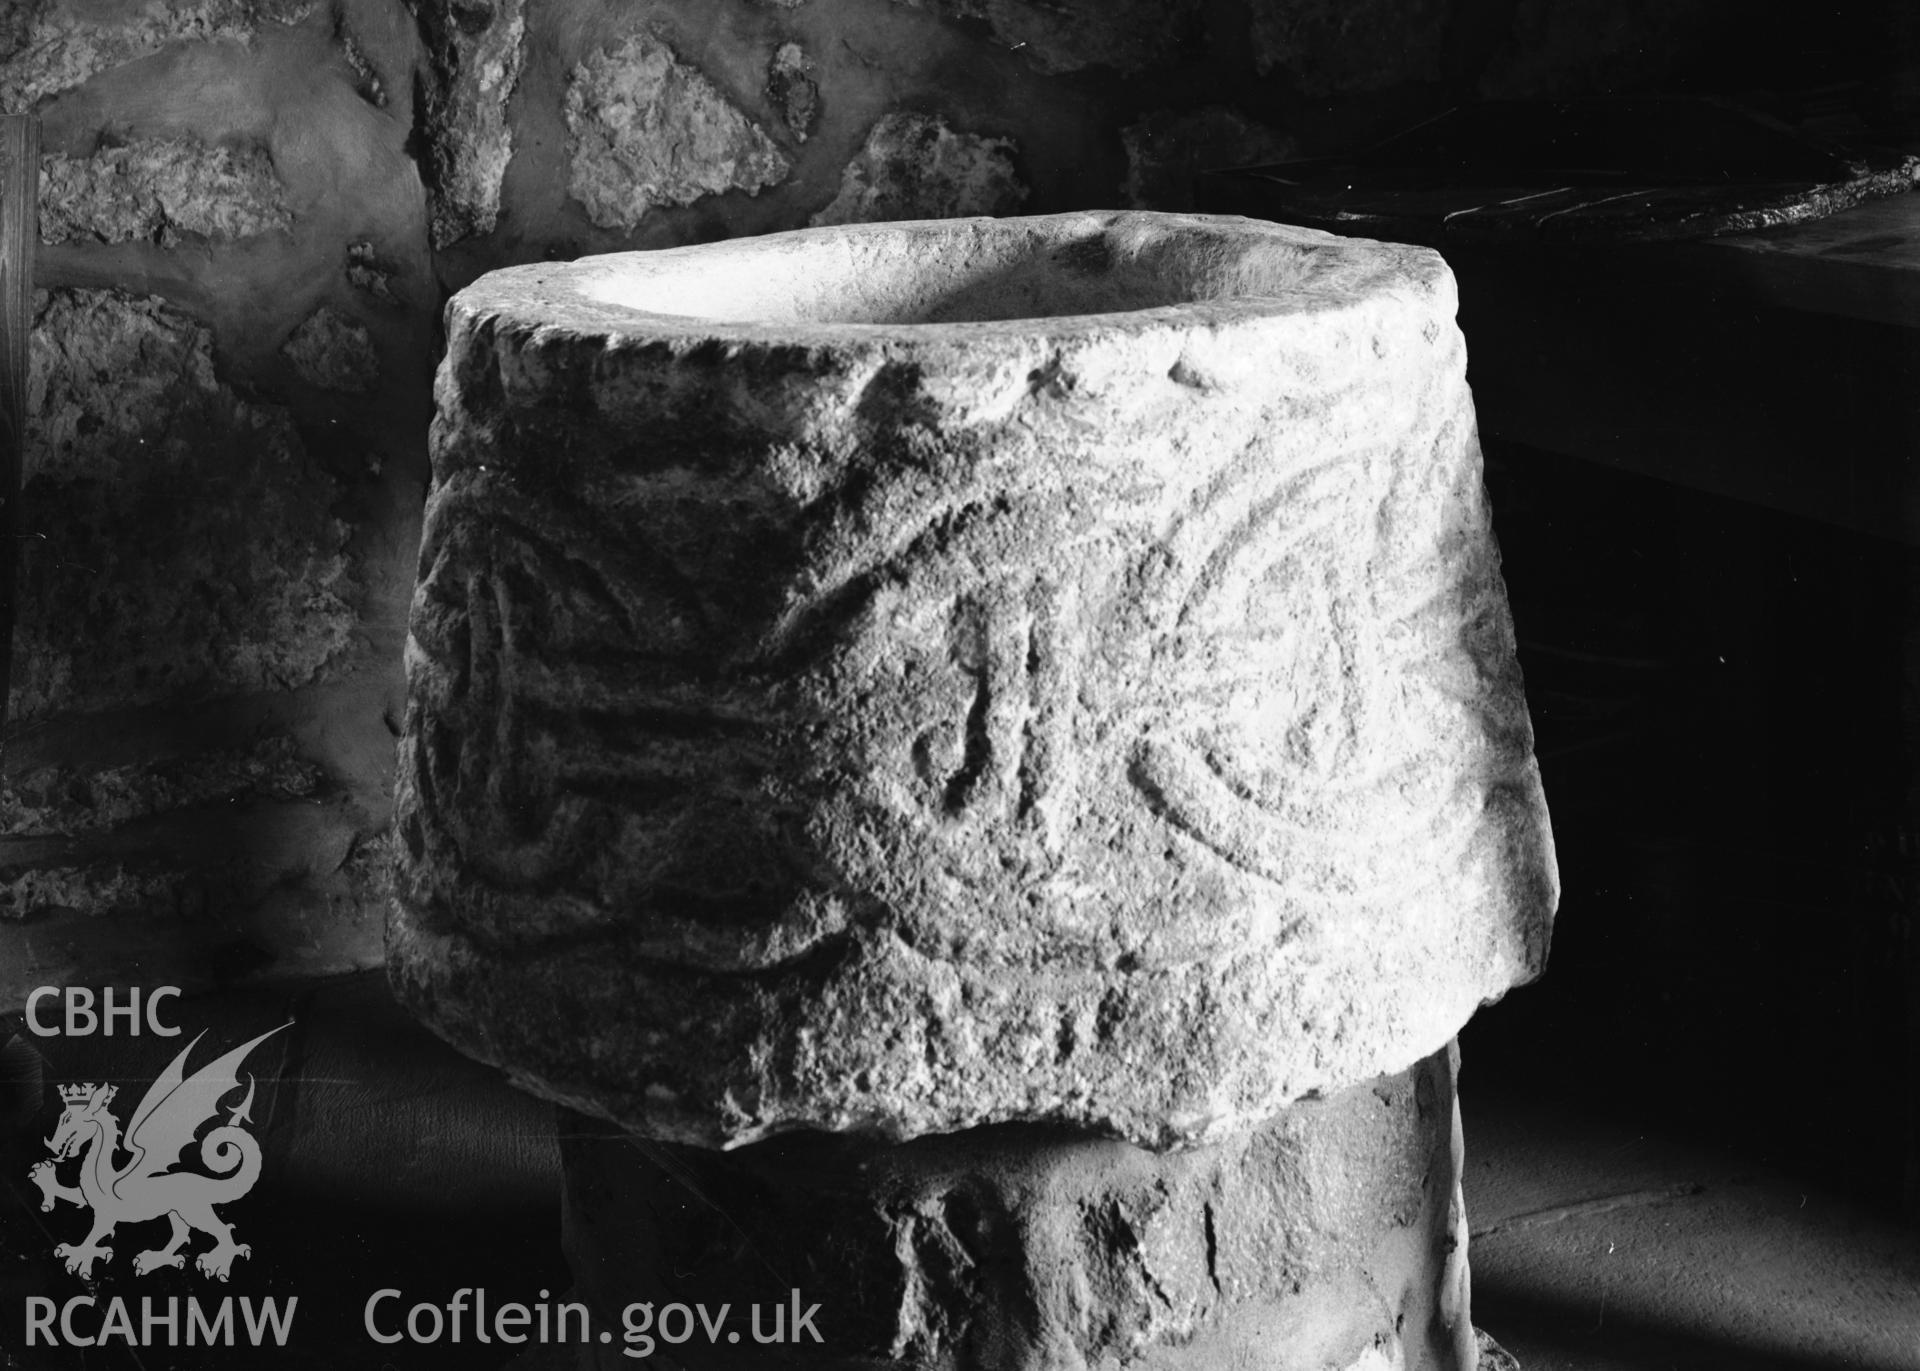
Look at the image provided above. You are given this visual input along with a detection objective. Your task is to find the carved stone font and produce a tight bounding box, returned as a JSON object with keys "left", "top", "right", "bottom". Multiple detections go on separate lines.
{"left": 391, "top": 211, "right": 1557, "bottom": 1153}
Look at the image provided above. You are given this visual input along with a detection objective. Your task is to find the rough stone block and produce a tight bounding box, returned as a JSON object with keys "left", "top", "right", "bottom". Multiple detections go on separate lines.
{"left": 0, "top": 753, "right": 339, "bottom": 928}
{"left": 811, "top": 112, "right": 1024, "bottom": 226}
{"left": 282, "top": 304, "right": 379, "bottom": 392}
{"left": 0, "top": 807, "right": 386, "bottom": 997}
{"left": 0, "top": 864, "right": 194, "bottom": 922}
{"left": 560, "top": 1045, "right": 1476, "bottom": 1370}
{"left": 18, "top": 288, "right": 354, "bottom": 720}
{"left": 392, "top": 211, "right": 1557, "bottom": 1151}
{"left": 38, "top": 137, "right": 291, "bottom": 246}
{"left": 0, "top": 0, "right": 315, "bottom": 112}
{"left": 1476, "top": 1329, "right": 1523, "bottom": 1370}
{"left": 0, "top": 735, "right": 323, "bottom": 837}
{"left": 564, "top": 31, "right": 790, "bottom": 233}
{"left": 409, "top": 0, "right": 525, "bottom": 247}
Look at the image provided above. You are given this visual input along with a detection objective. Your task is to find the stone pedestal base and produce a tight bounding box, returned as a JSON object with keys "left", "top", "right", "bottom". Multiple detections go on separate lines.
{"left": 558, "top": 1044, "right": 1477, "bottom": 1370}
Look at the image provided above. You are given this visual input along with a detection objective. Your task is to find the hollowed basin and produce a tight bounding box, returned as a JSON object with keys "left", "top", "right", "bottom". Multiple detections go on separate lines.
{"left": 390, "top": 210, "right": 1558, "bottom": 1152}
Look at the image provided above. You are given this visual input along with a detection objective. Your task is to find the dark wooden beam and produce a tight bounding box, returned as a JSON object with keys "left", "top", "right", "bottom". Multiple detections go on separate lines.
{"left": 0, "top": 115, "right": 37, "bottom": 756}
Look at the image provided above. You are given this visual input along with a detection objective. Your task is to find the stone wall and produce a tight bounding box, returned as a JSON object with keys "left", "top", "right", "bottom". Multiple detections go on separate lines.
{"left": 0, "top": 0, "right": 431, "bottom": 1004}
{"left": 0, "top": 0, "right": 1744, "bottom": 1010}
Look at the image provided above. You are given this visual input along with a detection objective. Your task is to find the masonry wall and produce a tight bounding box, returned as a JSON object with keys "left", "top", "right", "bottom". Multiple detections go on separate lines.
{"left": 0, "top": 0, "right": 1869, "bottom": 1009}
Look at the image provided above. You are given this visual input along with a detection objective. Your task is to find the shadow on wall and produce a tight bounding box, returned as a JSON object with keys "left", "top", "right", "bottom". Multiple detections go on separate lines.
{"left": 0, "top": 0, "right": 1901, "bottom": 1011}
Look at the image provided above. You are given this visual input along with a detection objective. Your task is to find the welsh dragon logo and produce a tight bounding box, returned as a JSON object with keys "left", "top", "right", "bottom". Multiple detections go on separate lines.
{"left": 28, "top": 1026, "right": 286, "bottom": 1282}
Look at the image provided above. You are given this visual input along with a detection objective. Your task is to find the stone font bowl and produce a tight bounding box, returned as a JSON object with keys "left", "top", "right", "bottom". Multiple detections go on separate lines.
{"left": 389, "top": 211, "right": 1558, "bottom": 1152}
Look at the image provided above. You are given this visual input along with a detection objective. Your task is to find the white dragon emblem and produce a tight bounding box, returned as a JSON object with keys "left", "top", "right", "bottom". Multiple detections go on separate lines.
{"left": 28, "top": 1026, "right": 286, "bottom": 1282}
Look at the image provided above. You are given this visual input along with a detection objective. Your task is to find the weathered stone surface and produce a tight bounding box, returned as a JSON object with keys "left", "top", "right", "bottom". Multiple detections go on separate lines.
{"left": 0, "top": 0, "right": 441, "bottom": 1023}
{"left": 0, "top": 865, "right": 195, "bottom": 922}
{"left": 564, "top": 32, "right": 790, "bottom": 233}
{"left": 1249, "top": 0, "right": 1449, "bottom": 95}
{"left": 1122, "top": 106, "right": 1294, "bottom": 212}
{"left": 0, "top": 0, "right": 315, "bottom": 112}
{"left": 38, "top": 137, "right": 291, "bottom": 246}
{"left": 765, "top": 41, "right": 817, "bottom": 143}
{"left": 0, "top": 735, "right": 322, "bottom": 837}
{"left": 0, "top": 810, "right": 386, "bottom": 992}
{"left": 392, "top": 211, "right": 1557, "bottom": 1151}
{"left": 560, "top": 1045, "right": 1476, "bottom": 1369}
{"left": 282, "top": 304, "right": 379, "bottom": 391}
{"left": 1476, "top": 1329, "right": 1523, "bottom": 1370}
{"left": 410, "top": 0, "right": 525, "bottom": 247}
{"left": 18, "top": 288, "right": 354, "bottom": 720}
{"left": 811, "top": 112, "right": 1024, "bottom": 226}
{"left": 890, "top": 0, "right": 1204, "bottom": 75}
